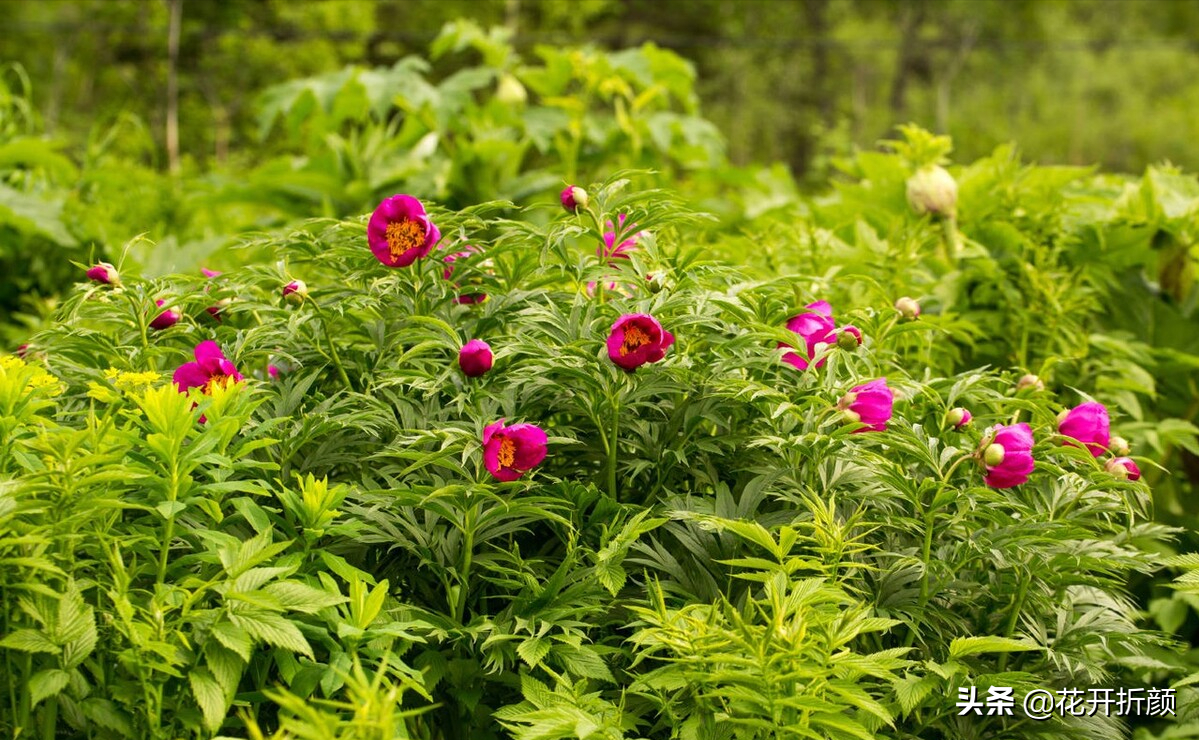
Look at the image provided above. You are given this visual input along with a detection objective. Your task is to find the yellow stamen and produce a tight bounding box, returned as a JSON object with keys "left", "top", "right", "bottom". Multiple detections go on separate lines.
{"left": 385, "top": 219, "right": 424, "bottom": 261}
{"left": 498, "top": 437, "right": 516, "bottom": 468}
{"left": 203, "top": 374, "right": 235, "bottom": 396}
{"left": 620, "top": 325, "right": 650, "bottom": 356}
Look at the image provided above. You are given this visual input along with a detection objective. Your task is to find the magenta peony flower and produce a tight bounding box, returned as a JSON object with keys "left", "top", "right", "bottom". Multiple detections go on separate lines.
{"left": 206, "top": 298, "right": 231, "bottom": 322}
{"left": 483, "top": 419, "right": 548, "bottom": 481}
{"left": 781, "top": 301, "right": 837, "bottom": 371}
{"left": 173, "top": 342, "right": 243, "bottom": 420}
{"left": 1058, "top": 401, "right": 1110, "bottom": 457}
{"left": 839, "top": 378, "right": 894, "bottom": 433}
{"left": 201, "top": 268, "right": 222, "bottom": 278}
{"left": 459, "top": 339, "right": 494, "bottom": 377}
{"left": 150, "top": 300, "right": 180, "bottom": 330}
{"left": 443, "top": 248, "right": 487, "bottom": 304}
{"left": 367, "top": 194, "right": 441, "bottom": 268}
{"left": 599, "top": 214, "right": 641, "bottom": 261}
{"left": 268, "top": 364, "right": 280, "bottom": 380}
{"left": 1106, "top": 456, "right": 1141, "bottom": 481}
{"left": 560, "top": 185, "right": 588, "bottom": 213}
{"left": 282, "top": 280, "right": 307, "bottom": 303}
{"left": 607, "top": 313, "right": 674, "bottom": 371}
{"left": 87, "top": 262, "right": 119, "bottom": 285}
{"left": 946, "top": 407, "right": 972, "bottom": 430}
{"left": 980, "top": 423, "right": 1035, "bottom": 488}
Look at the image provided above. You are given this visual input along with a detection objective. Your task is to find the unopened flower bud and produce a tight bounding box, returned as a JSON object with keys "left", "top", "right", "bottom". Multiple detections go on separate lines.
{"left": 560, "top": 186, "right": 589, "bottom": 213}
{"left": 983, "top": 443, "right": 1006, "bottom": 467}
{"left": 1106, "top": 456, "right": 1141, "bottom": 482}
{"left": 1016, "top": 374, "right": 1044, "bottom": 393}
{"left": 895, "top": 296, "right": 921, "bottom": 320}
{"left": 282, "top": 279, "right": 308, "bottom": 304}
{"left": 1109, "top": 435, "right": 1130, "bottom": 456}
{"left": 459, "top": 339, "right": 494, "bottom": 377}
{"left": 837, "top": 326, "right": 863, "bottom": 351}
{"left": 946, "top": 407, "right": 972, "bottom": 429}
{"left": 495, "top": 73, "right": 528, "bottom": 106}
{"left": 87, "top": 262, "right": 120, "bottom": 286}
{"left": 647, "top": 273, "right": 664, "bottom": 294}
{"left": 906, "top": 165, "right": 958, "bottom": 218}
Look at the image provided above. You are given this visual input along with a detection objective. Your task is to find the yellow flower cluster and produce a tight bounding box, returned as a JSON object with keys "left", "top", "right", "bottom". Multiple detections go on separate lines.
{"left": 88, "top": 367, "right": 161, "bottom": 402}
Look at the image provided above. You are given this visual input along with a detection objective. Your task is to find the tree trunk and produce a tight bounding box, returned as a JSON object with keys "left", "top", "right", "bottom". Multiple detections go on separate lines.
{"left": 888, "top": 1, "right": 926, "bottom": 122}
{"left": 165, "top": 0, "right": 182, "bottom": 174}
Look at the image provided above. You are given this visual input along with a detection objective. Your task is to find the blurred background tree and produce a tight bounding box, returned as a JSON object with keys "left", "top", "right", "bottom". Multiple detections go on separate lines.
{"left": 6, "top": 0, "right": 1199, "bottom": 183}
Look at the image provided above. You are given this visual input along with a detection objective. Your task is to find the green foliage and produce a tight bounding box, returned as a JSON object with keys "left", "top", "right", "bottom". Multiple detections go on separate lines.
{"left": 0, "top": 170, "right": 1189, "bottom": 738}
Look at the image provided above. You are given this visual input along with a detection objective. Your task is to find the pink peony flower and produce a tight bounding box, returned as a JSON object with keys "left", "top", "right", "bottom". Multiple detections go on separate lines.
{"left": 268, "top": 364, "right": 280, "bottom": 380}
{"left": 367, "top": 194, "right": 441, "bottom": 268}
{"left": 483, "top": 419, "right": 548, "bottom": 481}
{"left": 781, "top": 301, "right": 837, "bottom": 371}
{"left": 1106, "top": 456, "right": 1141, "bottom": 482}
{"left": 87, "top": 262, "right": 119, "bottom": 285}
{"left": 839, "top": 378, "right": 894, "bottom": 433}
{"left": 598, "top": 214, "right": 641, "bottom": 261}
{"left": 459, "top": 339, "right": 494, "bottom": 377}
{"left": 282, "top": 280, "right": 307, "bottom": 303}
{"left": 946, "top": 407, "right": 972, "bottom": 429}
{"left": 1057, "top": 402, "right": 1110, "bottom": 457}
{"left": 980, "top": 423, "right": 1035, "bottom": 488}
{"left": 443, "top": 248, "right": 487, "bottom": 304}
{"left": 560, "top": 185, "right": 588, "bottom": 213}
{"left": 173, "top": 341, "right": 243, "bottom": 421}
{"left": 206, "top": 298, "right": 231, "bottom": 323}
{"left": 150, "top": 300, "right": 180, "bottom": 330}
{"left": 173, "top": 341, "right": 243, "bottom": 396}
{"left": 201, "top": 268, "right": 222, "bottom": 278}
{"left": 607, "top": 313, "right": 674, "bottom": 371}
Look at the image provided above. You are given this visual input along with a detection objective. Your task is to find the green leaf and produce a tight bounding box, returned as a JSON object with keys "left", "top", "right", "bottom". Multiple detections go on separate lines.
{"left": 29, "top": 668, "right": 70, "bottom": 707}
{"left": 0, "top": 629, "right": 60, "bottom": 654}
{"left": 189, "top": 666, "right": 228, "bottom": 732}
{"left": 948, "top": 636, "right": 1040, "bottom": 660}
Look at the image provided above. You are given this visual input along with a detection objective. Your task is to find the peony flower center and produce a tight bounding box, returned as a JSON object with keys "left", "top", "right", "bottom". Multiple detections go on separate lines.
{"left": 385, "top": 219, "right": 425, "bottom": 261}
{"left": 620, "top": 326, "right": 651, "bottom": 356}
{"left": 203, "top": 374, "right": 236, "bottom": 396}
{"left": 497, "top": 437, "right": 516, "bottom": 468}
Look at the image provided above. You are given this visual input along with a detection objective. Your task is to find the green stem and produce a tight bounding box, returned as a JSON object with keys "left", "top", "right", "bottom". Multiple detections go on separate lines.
{"left": 998, "top": 574, "right": 1030, "bottom": 672}
{"left": 608, "top": 389, "right": 621, "bottom": 503}
{"left": 906, "top": 454, "right": 971, "bottom": 648}
{"left": 311, "top": 300, "right": 353, "bottom": 391}
{"left": 940, "top": 215, "right": 958, "bottom": 264}
{"left": 40, "top": 695, "right": 57, "bottom": 740}
{"left": 455, "top": 505, "right": 474, "bottom": 624}
{"left": 156, "top": 467, "right": 179, "bottom": 586}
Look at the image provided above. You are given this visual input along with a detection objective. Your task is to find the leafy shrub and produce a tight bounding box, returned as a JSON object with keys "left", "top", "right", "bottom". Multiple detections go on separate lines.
{"left": 0, "top": 175, "right": 1188, "bottom": 738}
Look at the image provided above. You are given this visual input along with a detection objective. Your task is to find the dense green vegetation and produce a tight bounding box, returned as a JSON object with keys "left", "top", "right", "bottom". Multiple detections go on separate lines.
{"left": 2, "top": 5, "right": 1199, "bottom": 739}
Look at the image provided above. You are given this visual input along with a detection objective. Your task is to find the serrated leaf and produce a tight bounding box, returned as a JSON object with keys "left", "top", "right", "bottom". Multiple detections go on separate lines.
{"left": 262, "top": 581, "right": 348, "bottom": 613}
{"left": 230, "top": 611, "right": 313, "bottom": 659}
{"left": 0, "top": 629, "right": 61, "bottom": 654}
{"left": 29, "top": 668, "right": 70, "bottom": 707}
{"left": 189, "top": 666, "right": 228, "bottom": 732}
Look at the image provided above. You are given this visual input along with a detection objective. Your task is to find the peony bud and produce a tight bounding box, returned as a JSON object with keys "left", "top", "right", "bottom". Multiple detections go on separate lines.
{"left": 983, "top": 443, "right": 1006, "bottom": 467}
{"left": 149, "top": 300, "right": 180, "bottom": 330}
{"left": 979, "top": 423, "right": 1035, "bottom": 488}
{"left": 87, "top": 262, "right": 120, "bottom": 286}
{"left": 282, "top": 280, "right": 308, "bottom": 304}
{"left": 906, "top": 165, "right": 958, "bottom": 218}
{"left": 946, "top": 407, "right": 972, "bottom": 429}
{"left": 895, "top": 296, "right": 921, "bottom": 320}
{"left": 458, "top": 339, "right": 494, "bottom": 377}
{"left": 495, "top": 73, "right": 528, "bottom": 106}
{"left": 837, "top": 378, "right": 894, "bottom": 433}
{"left": 1016, "top": 374, "right": 1044, "bottom": 393}
{"left": 1106, "top": 456, "right": 1141, "bottom": 482}
{"left": 1057, "top": 402, "right": 1110, "bottom": 457}
{"left": 560, "top": 186, "right": 589, "bottom": 213}
{"left": 268, "top": 364, "right": 280, "bottom": 380}
{"left": 1109, "top": 435, "right": 1131, "bottom": 456}
{"left": 837, "top": 325, "right": 863, "bottom": 350}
